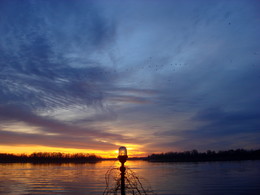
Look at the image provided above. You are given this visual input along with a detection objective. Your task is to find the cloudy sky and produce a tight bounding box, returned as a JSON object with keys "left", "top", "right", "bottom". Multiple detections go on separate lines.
{"left": 0, "top": 0, "right": 259, "bottom": 157}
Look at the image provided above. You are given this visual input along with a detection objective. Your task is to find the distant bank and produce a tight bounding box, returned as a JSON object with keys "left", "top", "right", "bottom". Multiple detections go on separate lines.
{"left": 0, "top": 152, "right": 102, "bottom": 163}
{"left": 146, "top": 149, "right": 260, "bottom": 162}
{"left": 1, "top": 149, "right": 260, "bottom": 163}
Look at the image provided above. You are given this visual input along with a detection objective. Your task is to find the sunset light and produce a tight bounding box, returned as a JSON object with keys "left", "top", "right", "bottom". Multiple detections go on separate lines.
{"left": 0, "top": 0, "right": 259, "bottom": 162}
{"left": 0, "top": 144, "right": 146, "bottom": 159}
{"left": 0, "top": 0, "right": 260, "bottom": 194}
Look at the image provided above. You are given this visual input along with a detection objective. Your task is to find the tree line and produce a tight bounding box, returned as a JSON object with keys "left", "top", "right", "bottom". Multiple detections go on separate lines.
{"left": 147, "top": 149, "right": 260, "bottom": 162}
{"left": 1, "top": 149, "right": 260, "bottom": 163}
{"left": 0, "top": 152, "right": 102, "bottom": 163}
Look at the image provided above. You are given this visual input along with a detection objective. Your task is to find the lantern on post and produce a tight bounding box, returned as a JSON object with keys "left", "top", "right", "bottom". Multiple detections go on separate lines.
{"left": 118, "top": 146, "right": 128, "bottom": 164}
{"left": 118, "top": 146, "right": 128, "bottom": 195}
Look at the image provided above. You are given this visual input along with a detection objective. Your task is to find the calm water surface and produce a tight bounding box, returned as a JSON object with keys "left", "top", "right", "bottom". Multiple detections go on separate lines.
{"left": 0, "top": 160, "right": 259, "bottom": 195}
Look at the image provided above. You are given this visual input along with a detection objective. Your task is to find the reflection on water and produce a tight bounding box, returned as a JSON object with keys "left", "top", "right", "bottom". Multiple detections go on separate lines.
{"left": 0, "top": 162, "right": 107, "bottom": 194}
{"left": 0, "top": 160, "right": 260, "bottom": 194}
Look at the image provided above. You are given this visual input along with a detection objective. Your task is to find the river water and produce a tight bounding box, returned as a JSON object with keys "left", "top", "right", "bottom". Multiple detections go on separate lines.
{"left": 0, "top": 160, "right": 259, "bottom": 195}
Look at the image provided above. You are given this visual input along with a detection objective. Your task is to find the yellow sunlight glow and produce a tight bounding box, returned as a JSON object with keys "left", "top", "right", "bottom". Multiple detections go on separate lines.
{"left": 0, "top": 144, "right": 147, "bottom": 158}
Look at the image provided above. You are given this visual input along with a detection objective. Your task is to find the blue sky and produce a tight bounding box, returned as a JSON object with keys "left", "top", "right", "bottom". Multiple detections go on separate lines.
{"left": 0, "top": 0, "right": 259, "bottom": 156}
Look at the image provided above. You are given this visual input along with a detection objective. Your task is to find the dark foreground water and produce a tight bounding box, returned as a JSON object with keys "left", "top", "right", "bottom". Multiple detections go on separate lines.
{"left": 0, "top": 160, "right": 259, "bottom": 195}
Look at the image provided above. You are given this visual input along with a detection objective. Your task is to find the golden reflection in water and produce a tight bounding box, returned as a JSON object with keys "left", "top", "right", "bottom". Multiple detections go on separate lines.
{"left": 0, "top": 160, "right": 155, "bottom": 194}
{"left": 0, "top": 162, "right": 109, "bottom": 194}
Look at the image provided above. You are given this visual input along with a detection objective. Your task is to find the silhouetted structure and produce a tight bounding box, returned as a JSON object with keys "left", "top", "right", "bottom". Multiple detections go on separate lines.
{"left": 118, "top": 146, "right": 128, "bottom": 195}
{"left": 147, "top": 149, "right": 260, "bottom": 162}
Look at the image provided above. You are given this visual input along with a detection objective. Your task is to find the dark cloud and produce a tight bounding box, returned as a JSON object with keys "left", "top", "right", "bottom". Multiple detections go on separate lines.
{"left": 0, "top": 130, "right": 117, "bottom": 151}
{"left": 0, "top": 65, "right": 115, "bottom": 109}
{"left": 0, "top": 0, "right": 118, "bottom": 111}
{"left": 152, "top": 105, "right": 260, "bottom": 151}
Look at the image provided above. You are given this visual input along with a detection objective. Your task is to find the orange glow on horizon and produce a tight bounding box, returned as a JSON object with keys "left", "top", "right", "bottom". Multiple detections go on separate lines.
{"left": 0, "top": 144, "right": 147, "bottom": 158}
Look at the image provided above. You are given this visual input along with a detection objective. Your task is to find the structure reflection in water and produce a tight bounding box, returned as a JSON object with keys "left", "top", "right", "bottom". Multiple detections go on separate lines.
{"left": 103, "top": 146, "right": 156, "bottom": 195}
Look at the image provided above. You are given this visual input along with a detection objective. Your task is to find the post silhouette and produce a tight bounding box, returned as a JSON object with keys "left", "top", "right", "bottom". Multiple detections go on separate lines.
{"left": 118, "top": 146, "right": 128, "bottom": 195}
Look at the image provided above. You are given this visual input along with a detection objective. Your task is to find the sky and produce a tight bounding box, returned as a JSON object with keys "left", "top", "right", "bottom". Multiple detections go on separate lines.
{"left": 0, "top": 0, "right": 259, "bottom": 157}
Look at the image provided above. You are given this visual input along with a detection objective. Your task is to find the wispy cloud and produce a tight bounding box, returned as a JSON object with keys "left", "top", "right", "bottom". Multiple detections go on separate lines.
{"left": 0, "top": 0, "right": 259, "bottom": 153}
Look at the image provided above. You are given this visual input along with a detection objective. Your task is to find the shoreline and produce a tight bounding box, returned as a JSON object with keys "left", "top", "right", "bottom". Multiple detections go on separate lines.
{"left": 1, "top": 158, "right": 260, "bottom": 164}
